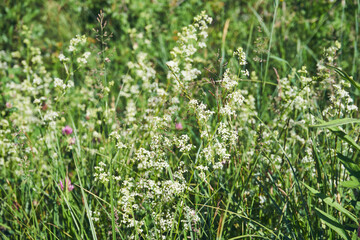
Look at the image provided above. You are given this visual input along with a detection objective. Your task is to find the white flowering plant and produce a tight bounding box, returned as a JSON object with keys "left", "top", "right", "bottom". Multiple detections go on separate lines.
{"left": 1, "top": 1, "right": 360, "bottom": 240}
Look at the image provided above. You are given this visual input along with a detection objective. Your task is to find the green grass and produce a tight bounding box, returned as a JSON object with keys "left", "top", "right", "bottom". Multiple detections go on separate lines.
{"left": 1, "top": 0, "right": 360, "bottom": 239}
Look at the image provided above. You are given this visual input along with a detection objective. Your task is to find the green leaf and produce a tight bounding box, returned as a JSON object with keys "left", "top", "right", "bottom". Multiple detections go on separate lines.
{"left": 270, "top": 55, "right": 290, "bottom": 65}
{"left": 310, "top": 118, "right": 360, "bottom": 128}
{"left": 248, "top": 5, "right": 270, "bottom": 37}
{"left": 341, "top": 177, "right": 360, "bottom": 188}
{"left": 329, "top": 127, "right": 360, "bottom": 152}
{"left": 303, "top": 183, "right": 358, "bottom": 223}
{"left": 311, "top": 118, "right": 360, "bottom": 152}
{"left": 325, "top": 130, "right": 360, "bottom": 154}
{"left": 352, "top": 230, "right": 360, "bottom": 240}
{"left": 315, "top": 207, "right": 351, "bottom": 240}
{"left": 337, "top": 153, "right": 360, "bottom": 178}
{"left": 327, "top": 65, "right": 360, "bottom": 91}
{"left": 7, "top": 107, "right": 18, "bottom": 112}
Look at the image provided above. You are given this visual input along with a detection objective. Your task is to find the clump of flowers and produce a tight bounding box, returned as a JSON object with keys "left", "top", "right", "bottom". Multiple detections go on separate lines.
{"left": 62, "top": 125, "right": 73, "bottom": 135}
{"left": 69, "top": 35, "right": 87, "bottom": 52}
{"left": 175, "top": 122, "right": 183, "bottom": 130}
{"left": 166, "top": 11, "right": 213, "bottom": 90}
{"left": 59, "top": 177, "right": 74, "bottom": 192}
{"left": 234, "top": 47, "right": 247, "bottom": 66}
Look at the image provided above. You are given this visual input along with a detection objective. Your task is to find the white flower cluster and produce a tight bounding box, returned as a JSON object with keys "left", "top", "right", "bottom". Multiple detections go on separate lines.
{"left": 43, "top": 110, "right": 58, "bottom": 122}
{"left": 193, "top": 11, "right": 213, "bottom": 46}
{"left": 213, "top": 140, "right": 230, "bottom": 162}
{"left": 58, "top": 53, "right": 69, "bottom": 62}
{"left": 53, "top": 78, "right": 74, "bottom": 90}
{"left": 174, "top": 134, "right": 193, "bottom": 153}
{"left": 276, "top": 68, "right": 316, "bottom": 113}
{"left": 220, "top": 104, "right": 235, "bottom": 117}
{"left": 121, "top": 52, "right": 156, "bottom": 98}
{"left": 135, "top": 148, "right": 170, "bottom": 171}
{"left": 133, "top": 52, "right": 156, "bottom": 86}
{"left": 125, "top": 100, "right": 137, "bottom": 124}
{"left": 233, "top": 47, "right": 247, "bottom": 66}
{"left": 322, "top": 79, "right": 358, "bottom": 117}
{"left": 301, "top": 143, "right": 314, "bottom": 164}
{"left": 151, "top": 134, "right": 172, "bottom": 150}
{"left": 196, "top": 165, "right": 208, "bottom": 181}
{"left": 161, "top": 180, "right": 188, "bottom": 201}
{"left": 217, "top": 122, "right": 230, "bottom": 141}
{"left": 317, "top": 41, "right": 341, "bottom": 75}
{"left": 181, "top": 63, "right": 201, "bottom": 83}
{"left": 77, "top": 52, "right": 91, "bottom": 64}
{"left": 166, "top": 11, "right": 212, "bottom": 89}
{"left": 189, "top": 99, "right": 215, "bottom": 123}
{"left": 117, "top": 170, "right": 190, "bottom": 237}
{"left": 0, "top": 121, "right": 18, "bottom": 167}
{"left": 30, "top": 47, "right": 43, "bottom": 65}
{"left": 90, "top": 210, "right": 101, "bottom": 222}
{"left": 324, "top": 41, "right": 341, "bottom": 63}
{"left": 217, "top": 122, "right": 238, "bottom": 145}
{"left": 117, "top": 179, "right": 145, "bottom": 231}
{"left": 69, "top": 35, "right": 87, "bottom": 52}
{"left": 109, "top": 131, "right": 127, "bottom": 149}
{"left": 202, "top": 146, "right": 214, "bottom": 162}
{"left": 156, "top": 212, "right": 175, "bottom": 236}
{"left": 198, "top": 122, "right": 237, "bottom": 171}
{"left": 220, "top": 48, "right": 248, "bottom": 117}
{"left": 181, "top": 206, "right": 200, "bottom": 231}
{"left": 220, "top": 90, "right": 245, "bottom": 116}
{"left": 43, "top": 110, "right": 59, "bottom": 128}
{"left": 175, "top": 11, "right": 212, "bottom": 58}
{"left": 94, "top": 161, "right": 110, "bottom": 184}
{"left": 222, "top": 69, "right": 238, "bottom": 90}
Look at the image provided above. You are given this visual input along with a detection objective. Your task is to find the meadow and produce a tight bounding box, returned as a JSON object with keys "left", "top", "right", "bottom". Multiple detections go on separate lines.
{"left": 1, "top": 0, "right": 360, "bottom": 239}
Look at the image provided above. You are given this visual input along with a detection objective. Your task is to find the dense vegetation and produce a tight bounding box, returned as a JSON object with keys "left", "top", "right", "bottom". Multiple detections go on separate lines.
{"left": 1, "top": 0, "right": 360, "bottom": 239}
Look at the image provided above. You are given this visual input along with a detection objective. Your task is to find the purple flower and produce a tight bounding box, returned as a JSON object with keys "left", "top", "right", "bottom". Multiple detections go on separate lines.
{"left": 175, "top": 122, "right": 183, "bottom": 130}
{"left": 68, "top": 137, "right": 76, "bottom": 145}
{"left": 66, "top": 177, "right": 74, "bottom": 191}
{"left": 59, "top": 179, "right": 64, "bottom": 191}
{"left": 5, "top": 102, "right": 12, "bottom": 108}
{"left": 59, "top": 177, "right": 74, "bottom": 192}
{"left": 62, "top": 125, "right": 73, "bottom": 135}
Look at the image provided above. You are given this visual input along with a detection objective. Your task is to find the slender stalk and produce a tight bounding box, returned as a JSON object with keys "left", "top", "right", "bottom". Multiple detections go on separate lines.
{"left": 263, "top": 0, "right": 279, "bottom": 94}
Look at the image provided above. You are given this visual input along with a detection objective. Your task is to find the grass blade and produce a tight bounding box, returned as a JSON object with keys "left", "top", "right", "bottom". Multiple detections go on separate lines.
{"left": 304, "top": 183, "right": 357, "bottom": 223}
{"left": 327, "top": 65, "right": 360, "bottom": 91}
{"left": 310, "top": 118, "right": 360, "bottom": 128}
{"left": 315, "top": 207, "right": 350, "bottom": 240}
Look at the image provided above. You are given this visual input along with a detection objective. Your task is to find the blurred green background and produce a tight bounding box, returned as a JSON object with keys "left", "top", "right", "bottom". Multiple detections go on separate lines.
{"left": 1, "top": 0, "right": 358, "bottom": 84}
